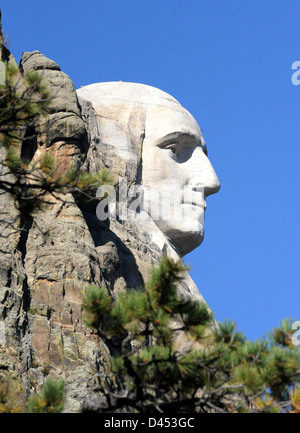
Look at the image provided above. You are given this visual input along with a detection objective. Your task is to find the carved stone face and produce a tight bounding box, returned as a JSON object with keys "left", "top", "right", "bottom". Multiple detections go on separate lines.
{"left": 142, "top": 101, "right": 220, "bottom": 256}
{"left": 77, "top": 82, "right": 220, "bottom": 257}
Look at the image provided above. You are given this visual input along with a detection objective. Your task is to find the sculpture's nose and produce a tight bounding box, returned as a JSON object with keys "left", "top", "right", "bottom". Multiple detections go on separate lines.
{"left": 185, "top": 147, "right": 220, "bottom": 198}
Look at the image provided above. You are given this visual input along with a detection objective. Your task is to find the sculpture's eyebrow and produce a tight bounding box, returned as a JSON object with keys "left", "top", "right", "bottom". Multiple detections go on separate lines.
{"left": 156, "top": 132, "right": 207, "bottom": 154}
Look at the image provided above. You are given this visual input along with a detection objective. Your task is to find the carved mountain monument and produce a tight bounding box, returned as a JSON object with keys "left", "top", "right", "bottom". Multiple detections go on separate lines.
{"left": 0, "top": 47, "right": 220, "bottom": 411}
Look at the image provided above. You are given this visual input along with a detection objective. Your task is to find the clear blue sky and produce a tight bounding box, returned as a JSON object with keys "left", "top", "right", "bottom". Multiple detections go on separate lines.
{"left": 2, "top": 0, "right": 299, "bottom": 341}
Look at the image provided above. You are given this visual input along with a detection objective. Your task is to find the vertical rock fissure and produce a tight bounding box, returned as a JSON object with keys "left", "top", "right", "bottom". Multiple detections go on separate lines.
{"left": 16, "top": 217, "right": 33, "bottom": 313}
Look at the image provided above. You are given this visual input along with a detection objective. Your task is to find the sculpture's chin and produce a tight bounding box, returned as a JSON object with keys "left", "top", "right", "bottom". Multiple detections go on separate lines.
{"left": 175, "top": 230, "right": 204, "bottom": 257}
{"left": 159, "top": 222, "right": 205, "bottom": 257}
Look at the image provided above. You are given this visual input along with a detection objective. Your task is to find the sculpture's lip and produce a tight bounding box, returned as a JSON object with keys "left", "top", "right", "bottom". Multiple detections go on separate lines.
{"left": 181, "top": 200, "right": 206, "bottom": 210}
{"left": 182, "top": 186, "right": 206, "bottom": 210}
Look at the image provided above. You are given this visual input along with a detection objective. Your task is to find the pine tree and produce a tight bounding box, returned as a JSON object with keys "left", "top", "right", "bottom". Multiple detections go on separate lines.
{"left": 0, "top": 11, "right": 112, "bottom": 413}
{"left": 0, "top": 375, "right": 65, "bottom": 413}
{"left": 81, "top": 256, "right": 300, "bottom": 413}
{"left": 26, "top": 378, "right": 65, "bottom": 413}
{"left": 0, "top": 10, "right": 113, "bottom": 231}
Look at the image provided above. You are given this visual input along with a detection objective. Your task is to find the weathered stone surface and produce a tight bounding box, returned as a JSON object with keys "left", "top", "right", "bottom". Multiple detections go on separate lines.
{"left": 78, "top": 83, "right": 220, "bottom": 300}
{"left": 0, "top": 53, "right": 220, "bottom": 412}
{"left": 20, "top": 51, "right": 88, "bottom": 170}
{"left": 20, "top": 51, "right": 61, "bottom": 72}
{"left": 0, "top": 51, "right": 111, "bottom": 412}
{"left": 77, "top": 82, "right": 220, "bottom": 258}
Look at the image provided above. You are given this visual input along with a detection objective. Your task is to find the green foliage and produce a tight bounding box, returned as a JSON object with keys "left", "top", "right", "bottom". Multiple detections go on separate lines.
{"left": 82, "top": 256, "right": 300, "bottom": 413}
{"left": 40, "top": 152, "right": 56, "bottom": 175}
{"left": 269, "top": 317, "right": 296, "bottom": 348}
{"left": 70, "top": 167, "right": 115, "bottom": 204}
{"left": 0, "top": 375, "right": 65, "bottom": 413}
{"left": 82, "top": 285, "right": 113, "bottom": 330}
{"left": 0, "top": 62, "right": 51, "bottom": 148}
{"left": 5, "top": 145, "right": 22, "bottom": 170}
{"left": 0, "top": 41, "right": 114, "bottom": 221}
{"left": 290, "top": 385, "right": 300, "bottom": 412}
{"left": 26, "top": 378, "right": 65, "bottom": 413}
{"left": 0, "top": 375, "right": 23, "bottom": 413}
{"left": 0, "top": 14, "right": 114, "bottom": 221}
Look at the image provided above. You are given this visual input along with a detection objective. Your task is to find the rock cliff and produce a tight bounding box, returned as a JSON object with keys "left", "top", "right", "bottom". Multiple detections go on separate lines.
{"left": 0, "top": 49, "right": 209, "bottom": 412}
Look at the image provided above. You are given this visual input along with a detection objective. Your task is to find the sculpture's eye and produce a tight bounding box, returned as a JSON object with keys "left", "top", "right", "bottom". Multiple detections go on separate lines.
{"left": 166, "top": 144, "right": 178, "bottom": 157}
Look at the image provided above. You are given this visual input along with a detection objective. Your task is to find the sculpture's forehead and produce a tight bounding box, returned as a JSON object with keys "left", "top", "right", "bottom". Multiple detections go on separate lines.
{"left": 77, "top": 81, "right": 202, "bottom": 142}
{"left": 77, "top": 81, "right": 181, "bottom": 107}
{"left": 144, "top": 104, "right": 202, "bottom": 144}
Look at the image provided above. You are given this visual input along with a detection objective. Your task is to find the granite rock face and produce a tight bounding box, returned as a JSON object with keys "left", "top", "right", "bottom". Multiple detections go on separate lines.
{"left": 0, "top": 52, "right": 218, "bottom": 412}
{"left": 20, "top": 51, "right": 88, "bottom": 172}
{"left": 77, "top": 82, "right": 220, "bottom": 257}
{"left": 0, "top": 51, "right": 111, "bottom": 412}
